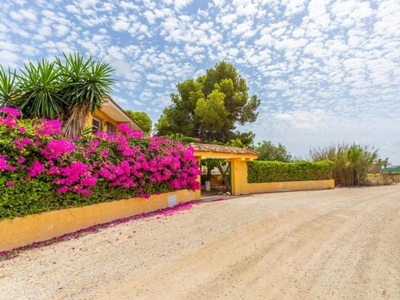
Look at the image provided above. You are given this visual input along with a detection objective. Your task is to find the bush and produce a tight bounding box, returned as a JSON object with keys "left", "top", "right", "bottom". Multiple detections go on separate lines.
{"left": 0, "top": 108, "right": 201, "bottom": 220}
{"left": 309, "top": 143, "right": 379, "bottom": 186}
{"left": 248, "top": 160, "right": 334, "bottom": 183}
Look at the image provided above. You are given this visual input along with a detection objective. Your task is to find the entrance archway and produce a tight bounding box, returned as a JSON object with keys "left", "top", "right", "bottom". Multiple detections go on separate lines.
{"left": 188, "top": 143, "right": 259, "bottom": 199}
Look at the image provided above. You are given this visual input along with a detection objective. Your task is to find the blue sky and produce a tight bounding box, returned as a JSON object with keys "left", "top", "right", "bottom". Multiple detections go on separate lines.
{"left": 0, "top": 0, "right": 399, "bottom": 164}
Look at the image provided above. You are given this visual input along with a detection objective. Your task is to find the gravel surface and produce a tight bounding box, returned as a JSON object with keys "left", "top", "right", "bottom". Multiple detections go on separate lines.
{"left": 1, "top": 185, "right": 400, "bottom": 300}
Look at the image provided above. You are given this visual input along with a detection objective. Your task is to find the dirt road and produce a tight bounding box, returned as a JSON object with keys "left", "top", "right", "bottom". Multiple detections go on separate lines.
{"left": 1, "top": 185, "right": 400, "bottom": 300}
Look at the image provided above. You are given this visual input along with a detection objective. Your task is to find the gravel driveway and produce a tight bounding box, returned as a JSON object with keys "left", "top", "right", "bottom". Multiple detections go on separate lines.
{"left": 1, "top": 185, "right": 400, "bottom": 300}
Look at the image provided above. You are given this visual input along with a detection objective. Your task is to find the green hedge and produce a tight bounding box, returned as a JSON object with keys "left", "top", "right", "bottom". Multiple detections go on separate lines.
{"left": 247, "top": 160, "right": 334, "bottom": 183}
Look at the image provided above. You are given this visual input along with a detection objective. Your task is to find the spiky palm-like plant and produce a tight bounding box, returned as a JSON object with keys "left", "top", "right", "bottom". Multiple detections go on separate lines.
{"left": 0, "top": 66, "right": 17, "bottom": 108}
{"left": 15, "top": 59, "right": 65, "bottom": 119}
{"left": 56, "top": 53, "right": 115, "bottom": 137}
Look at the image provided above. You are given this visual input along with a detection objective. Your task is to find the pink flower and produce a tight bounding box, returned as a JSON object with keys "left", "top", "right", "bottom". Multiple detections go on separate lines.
{"left": 0, "top": 116, "right": 17, "bottom": 129}
{"left": 41, "top": 139, "right": 76, "bottom": 160}
{"left": 89, "top": 140, "right": 101, "bottom": 148}
{"left": 117, "top": 124, "right": 144, "bottom": 139}
{"left": 100, "top": 150, "right": 109, "bottom": 158}
{"left": 58, "top": 186, "right": 68, "bottom": 194}
{"left": 0, "top": 107, "right": 20, "bottom": 117}
{"left": 0, "top": 155, "right": 17, "bottom": 171}
{"left": 82, "top": 177, "right": 97, "bottom": 187}
{"left": 5, "top": 181, "right": 15, "bottom": 188}
{"left": 47, "top": 166, "right": 60, "bottom": 175}
{"left": 17, "top": 156, "right": 26, "bottom": 164}
{"left": 27, "top": 160, "right": 45, "bottom": 178}
{"left": 19, "top": 126, "right": 26, "bottom": 134}
{"left": 13, "top": 138, "right": 33, "bottom": 149}
{"left": 35, "top": 119, "right": 62, "bottom": 136}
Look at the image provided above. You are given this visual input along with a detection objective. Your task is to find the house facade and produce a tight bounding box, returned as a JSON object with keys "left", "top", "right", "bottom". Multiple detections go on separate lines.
{"left": 85, "top": 98, "right": 143, "bottom": 133}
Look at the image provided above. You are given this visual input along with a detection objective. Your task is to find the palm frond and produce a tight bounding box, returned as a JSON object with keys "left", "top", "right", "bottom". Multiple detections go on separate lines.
{"left": 0, "top": 66, "right": 17, "bottom": 107}
{"left": 57, "top": 52, "right": 116, "bottom": 137}
{"left": 15, "top": 59, "right": 64, "bottom": 119}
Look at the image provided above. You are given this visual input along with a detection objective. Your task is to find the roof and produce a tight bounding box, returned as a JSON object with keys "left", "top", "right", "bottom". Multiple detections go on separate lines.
{"left": 101, "top": 97, "right": 144, "bottom": 131}
{"left": 188, "top": 143, "right": 259, "bottom": 161}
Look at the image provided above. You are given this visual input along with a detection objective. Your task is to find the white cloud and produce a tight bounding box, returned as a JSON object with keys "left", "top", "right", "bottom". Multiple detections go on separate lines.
{"left": 0, "top": 0, "right": 399, "bottom": 163}
{"left": 274, "top": 109, "right": 327, "bottom": 130}
{"left": 19, "top": 9, "right": 37, "bottom": 21}
{"left": 65, "top": 5, "right": 80, "bottom": 14}
{"left": 144, "top": 10, "right": 157, "bottom": 25}
{"left": 173, "top": 0, "right": 192, "bottom": 10}
{"left": 284, "top": 0, "right": 306, "bottom": 17}
{"left": 112, "top": 17, "right": 130, "bottom": 31}
{"left": 55, "top": 25, "right": 69, "bottom": 37}
{"left": 213, "top": 0, "right": 225, "bottom": 8}
{"left": 0, "top": 50, "right": 20, "bottom": 68}
{"left": 119, "top": 1, "right": 140, "bottom": 11}
{"left": 38, "top": 26, "right": 52, "bottom": 37}
{"left": 133, "top": 100, "right": 145, "bottom": 106}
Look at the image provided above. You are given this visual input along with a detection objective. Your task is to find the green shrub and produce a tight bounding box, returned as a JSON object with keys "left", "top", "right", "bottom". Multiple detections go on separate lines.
{"left": 247, "top": 160, "right": 334, "bottom": 183}
{"left": 0, "top": 108, "right": 200, "bottom": 220}
{"left": 309, "top": 143, "right": 379, "bottom": 186}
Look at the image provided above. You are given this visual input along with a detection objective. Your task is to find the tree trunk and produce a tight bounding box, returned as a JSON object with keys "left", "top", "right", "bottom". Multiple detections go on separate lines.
{"left": 217, "top": 163, "right": 231, "bottom": 193}
{"left": 63, "top": 105, "right": 89, "bottom": 138}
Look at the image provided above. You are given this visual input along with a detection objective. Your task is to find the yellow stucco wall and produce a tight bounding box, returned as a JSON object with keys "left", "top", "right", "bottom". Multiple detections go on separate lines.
{"left": 0, "top": 190, "right": 198, "bottom": 252}
{"left": 94, "top": 109, "right": 119, "bottom": 126}
{"left": 228, "top": 160, "right": 334, "bottom": 196}
{"left": 243, "top": 180, "right": 335, "bottom": 194}
{"left": 85, "top": 109, "right": 119, "bottom": 132}
{"left": 230, "top": 159, "right": 250, "bottom": 196}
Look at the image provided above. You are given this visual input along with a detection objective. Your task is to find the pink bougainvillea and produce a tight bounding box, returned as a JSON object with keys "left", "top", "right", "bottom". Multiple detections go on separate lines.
{"left": 41, "top": 139, "right": 76, "bottom": 160}
{"left": 5, "top": 181, "right": 15, "bottom": 188}
{"left": 0, "top": 155, "right": 17, "bottom": 172}
{"left": 0, "top": 107, "right": 21, "bottom": 117}
{"left": 27, "top": 160, "right": 45, "bottom": 178}
{"left": 0, "top": 107, "right": 201, "bottom": 200}
{"left": 13, "top": 138, "right": 33, "bottom": 150}
{"left": 116, "top": 123, "right": 144, "bottom": 139}
{"left": 34, "top": 119, "right": 63, "bottom": 137}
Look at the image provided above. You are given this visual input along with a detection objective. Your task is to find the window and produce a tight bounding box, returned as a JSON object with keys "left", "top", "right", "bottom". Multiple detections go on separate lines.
{"left": 92, "top": 118, "right": 101, "bottom": 133}
{"left": 106, "top": 122, "right": 116, "bottom": 133}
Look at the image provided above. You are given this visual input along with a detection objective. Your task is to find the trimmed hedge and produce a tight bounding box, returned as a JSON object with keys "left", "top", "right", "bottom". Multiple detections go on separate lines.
{"left": 248, "top": 160, "right": 334, "bottom": 183}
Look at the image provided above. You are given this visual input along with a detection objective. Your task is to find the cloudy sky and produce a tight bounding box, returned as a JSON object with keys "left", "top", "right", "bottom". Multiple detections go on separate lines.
{"left": 0, "top": 0, "right": 399, "bottom": 164}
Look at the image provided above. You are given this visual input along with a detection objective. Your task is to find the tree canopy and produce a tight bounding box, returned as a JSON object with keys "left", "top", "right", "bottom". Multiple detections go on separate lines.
{"left": 254, "top": 140, "right": 293, "bottom": 162}
{"left": 124, "top": 110, "right": 152, "bottom": 135}
{"left": 155, "top": 61, "right": 260, "bottom": 145}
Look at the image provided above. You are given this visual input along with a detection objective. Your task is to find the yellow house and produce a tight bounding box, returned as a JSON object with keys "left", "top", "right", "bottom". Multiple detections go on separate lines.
{"left": 85, "top": 97, "right": 143, "bottom": 133}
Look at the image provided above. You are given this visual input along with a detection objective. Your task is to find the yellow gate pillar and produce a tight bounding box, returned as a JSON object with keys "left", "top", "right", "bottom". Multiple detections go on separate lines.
{"left": 194, "top": 157, "right": 202, "bottom": 200}
{"left": 229, "top": 159, "right": 249, "bottom": 196}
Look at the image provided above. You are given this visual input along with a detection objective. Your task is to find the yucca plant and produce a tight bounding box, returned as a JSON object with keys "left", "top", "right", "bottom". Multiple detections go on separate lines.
{"left": 56, "top": 52, "right": 115, "bottom": 137}
{"left": 0, "top": 66, "right": 17, "bottom": 108}
{"left": 15, "top": 59, "right": 64, "bottom": 119}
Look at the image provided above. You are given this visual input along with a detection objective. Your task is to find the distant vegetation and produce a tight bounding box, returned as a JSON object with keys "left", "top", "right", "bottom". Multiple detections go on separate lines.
{"left": 253, "top": 140, "right": 292, "bottom": 162}
{"left": 309, "top": 143, "right": 380, "bottom": 186}
{"left": 125, "top": 110, "right": 152, "bottom": 135}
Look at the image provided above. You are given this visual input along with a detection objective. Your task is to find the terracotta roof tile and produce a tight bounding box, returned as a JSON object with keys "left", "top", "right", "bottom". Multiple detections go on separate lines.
{"left": 187, "top": 143, "right": 259, "bottom": 156}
